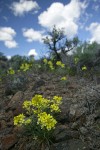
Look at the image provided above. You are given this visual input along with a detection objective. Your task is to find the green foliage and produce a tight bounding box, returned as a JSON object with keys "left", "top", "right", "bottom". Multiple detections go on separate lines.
{"left": 67, "top": 66, "right": 77, "bottom": 76}
{"left": 0, "top": 38, "right": 100, "bottom": 149}
{"left": 9, "top": 55, "right": 24, "bottom": 70}
{"left": 9, "top": 55, "right": 32, "bottom": 70}
{"left": 7, "top": 68, "right": 15, "bottom": 75}
{"left": 73, "top": 42, "right": 100, "bottom": 77}
{"left": 5, "top": 73, "right": 28, "bottom": 95}
{"left": 0, "top": 52, "right": 7, "bottom": 61}
{"left": 79, "top": 53, "right": 94, "bottom": 69}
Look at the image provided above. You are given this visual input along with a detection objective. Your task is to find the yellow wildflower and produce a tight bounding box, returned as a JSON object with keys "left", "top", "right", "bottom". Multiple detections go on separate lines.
{"left": 14, "top": 114, "right": 25, "bottom": 126}
{"left": 56, "top": 61, "right": 62, "bottom": 66}
{"left": 49, "top": 65, "right": 54, "bottom": 70}
{"left": 61, "top": 76, "right": 67, "bottom": 80}
{"left": 56, "top": 61, "right": 65, "bottom": 68}
{"left": 31, "top": 95, "right": 50, "bottom": 109}
{"left": 24, "top": 118, "right": 32, "bottom": 125}
{"left": 82, "top": 65, "right": 87, "bottom": 70}
{"left": 48, "top": 61, "right": 52, "bottom": 65}
{"left": 8, "top": 68, "right": 15, "bottom": 75}
{"left": 20, "top": 63, "right": 30, "bottom": 72}
{"left": 74, "top": 57, "right": 79, "bottom": 64}
{"left": 61, "top": 64, "right": 65, "bottom": 68}
{"left": 23, "top": 100, "right": 32, "bottom": 111}
{"left": 37, "top": 112, "right": 57, "bottom": 131}
{"left": 43, "top": 58, "right": 48, "bottom": 64}
{"left": 50, "top": 104, "right": 60, "bottom": 112}
{"left": 53, "top": 96, "right": 62, "bottom": 102}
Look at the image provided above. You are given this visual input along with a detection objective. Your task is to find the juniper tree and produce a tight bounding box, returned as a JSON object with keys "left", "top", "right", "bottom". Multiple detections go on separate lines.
{"left": 43, "top": 26, "right": 79, "bottom": 62}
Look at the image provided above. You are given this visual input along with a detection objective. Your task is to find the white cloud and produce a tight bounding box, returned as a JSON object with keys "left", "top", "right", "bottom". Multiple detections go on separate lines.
{"left": 5, "top": 40, "right": 17, "bottom": 48}
{"left": 7, "top": 55, "right": 11, "bottom": 60}
{"left": 28, "top": 49, "right": 38, "bottom": 56}
{"left": 0, "top": 27, "right": 18, "bottom": 48}
{"left": 38, "top": 0, "right": 87, "bottom": 38}
{"left": 23, "top": 28, "right": 43, "bottom": 42}
{"left": 86, "top": 22, "right": 100, "bottom": 44}
{"left": 10, "top": 0, "right": 39, "bottom": 16}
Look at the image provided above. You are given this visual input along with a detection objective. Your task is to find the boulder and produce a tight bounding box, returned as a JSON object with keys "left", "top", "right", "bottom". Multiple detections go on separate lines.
{"left": 6, "top": 91, "right": 24, "bottom": 115}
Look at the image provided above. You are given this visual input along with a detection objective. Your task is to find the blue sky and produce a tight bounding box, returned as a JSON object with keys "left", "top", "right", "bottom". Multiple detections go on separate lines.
{"left": 0, "top": 0, "right": 100, "bottom": 59}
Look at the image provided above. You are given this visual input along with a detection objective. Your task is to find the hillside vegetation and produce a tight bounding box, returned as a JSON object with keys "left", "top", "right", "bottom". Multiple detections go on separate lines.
{"left": 0, "top": 27, "right": 100, "bottom": 150}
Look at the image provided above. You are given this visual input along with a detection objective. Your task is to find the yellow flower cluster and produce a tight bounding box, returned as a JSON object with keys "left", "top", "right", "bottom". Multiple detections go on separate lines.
{"left": 50, "top": 96, "right": 62, "bottom": 112}
{"left": 43, "top": 58, "right": 48, "bottom": 64}
{"left": 48, "top": 61, "right": 54, "bottom": 70}
{"left": 74, "top": 57, "right": 79, "bottom": 64}
{"left": 20, "top": 63, "right": 31, "bottom": 72}
{"left": 56, "top": 61, "right": 65, "bottom": 68}
{"left": 14, "top": 113, "right": 32, "bottom": 126}
{"left": 7, "top": 68, "right": 15, "bottom": 75}
{"left": 43, "top": 59, "right": 54, "bottom": 70}
{"left": 24, "top": 118, "right": 31, "bottom": 125}
{"left": 50, "top": 104, "right": 60, "bottom": 112}
{"left": 53, "top": 96, "right": 62, "bottom": 105}
{"left": 37, "top": 112, "right": 57, "bottom": 131}
{"left": 14, "top": 94, "right": 62, "bottom": 131}
{"left": 82, "top": 65, "right": 87, "bottom": 71}
{"left": 14, "top": 114, "right": 25, "bottom": 126}
{"left": 23, "top": 101, "right": 32, "bottom": 111}
{"left": 43, "top": 59, "right": 66, "bottom": 70}
{"left": 61, "top": 76, "right": 67, "bottom": 80}
{"left": 31, "top": 95, "right": 50, "bottom": 110}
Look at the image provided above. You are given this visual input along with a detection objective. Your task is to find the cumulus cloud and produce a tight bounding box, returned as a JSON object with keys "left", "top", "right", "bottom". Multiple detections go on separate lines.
{"left": 38, "top": 0, "right": 87, "bottom": 38}
{"left": 5, "top": 40, "right": 17, "bottom": 48}
{"left": 28, "top": 49, "right": 38, "bottom": 57}
{"left": 6, "top": 55, "right": 11, "bottom": 60}
{"left": 23, "top": 28, "right": 43, "bottom": 42}
{"left": 0, "top": 27, "right": 18, "bottom": 48}
{"left": 86, "top": 22, "right": 100, "bottom": 44}
{"left": 10, "top": 0, "right": 39, "bottom": 16}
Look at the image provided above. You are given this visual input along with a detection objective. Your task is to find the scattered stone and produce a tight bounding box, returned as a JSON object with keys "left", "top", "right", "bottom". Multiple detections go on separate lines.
{"left": 0, "top": 73, "right": 100, "bottom": 149}
{"left": 54, "top": 129, "right": 79, "bottom": 142}
{"left": 0, "top": 120, "right": 6, "bottom": 131}
{"left": 1, "top": 134, "right": 17, "bottom": 150}
{"left": 32, "top": 79, "right": 45, "bottom": 90}
{"left": 8, "top": 91, "right": 24, "bottom": 109}
{"left": 53, "top": 139, "right": 88, "bottom": 150}
{"left": 79, "top": 127, "right": 88, "bottom": 135}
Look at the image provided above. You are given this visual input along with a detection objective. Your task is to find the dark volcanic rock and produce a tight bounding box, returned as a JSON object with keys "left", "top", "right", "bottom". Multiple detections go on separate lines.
{"left": 0, "top": 73, "right": 100, "bottom": 150}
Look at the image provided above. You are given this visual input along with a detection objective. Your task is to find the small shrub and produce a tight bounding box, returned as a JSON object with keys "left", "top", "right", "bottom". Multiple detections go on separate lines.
{"left": 67, "top": 66, "right": 77, "bottom": 76}
{"left": 5, "top": 74, "right": 28, "bottom": 95}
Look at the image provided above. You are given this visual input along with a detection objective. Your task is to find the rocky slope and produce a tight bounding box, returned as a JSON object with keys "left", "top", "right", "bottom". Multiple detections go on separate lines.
{"left": 0, "top": 73, "right": 100, "bottom": 150}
